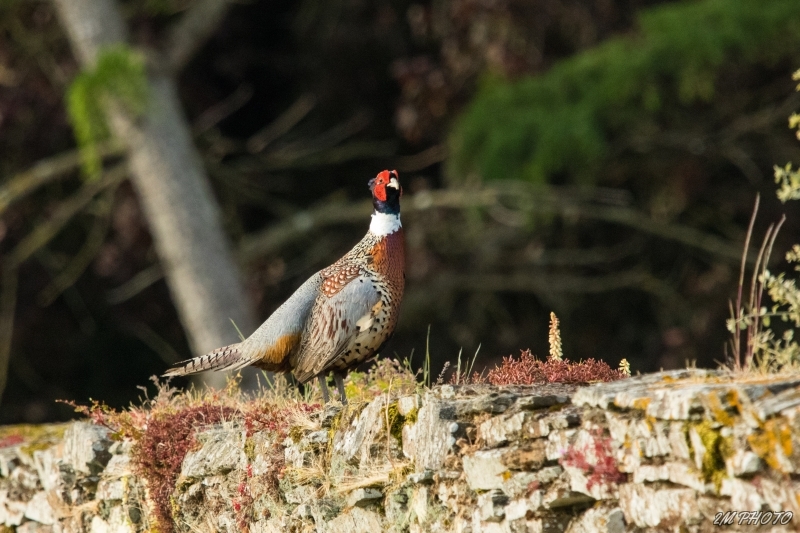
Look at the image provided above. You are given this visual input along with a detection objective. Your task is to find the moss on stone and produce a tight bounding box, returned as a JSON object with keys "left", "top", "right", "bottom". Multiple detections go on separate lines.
{"left": 244, "top": 436, "right": 256, "bottom": 461}
{"left": 693, "top": 420, "right": 727, "bottom": 490}
{"left": 0, "top": 423, "right": 68, "bottom": 457}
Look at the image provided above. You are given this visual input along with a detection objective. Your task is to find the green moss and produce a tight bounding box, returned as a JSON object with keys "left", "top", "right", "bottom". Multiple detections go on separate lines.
{"left": 288, "top": 426, "right": 304, "bottom": 444}
{"left": 403, "top": 407, "right": 418, "bottom": 426}
{"left": 0, "top": 423, "right": 68, "bottom": 457}
{"left": 387, "top": 402, "right": 403, "bottom": 442}
{"left": 693, "top": 420, "right": 727, "bottom": 490}
{"left": 244, "top": 436, "right": 256, "bottom": 461}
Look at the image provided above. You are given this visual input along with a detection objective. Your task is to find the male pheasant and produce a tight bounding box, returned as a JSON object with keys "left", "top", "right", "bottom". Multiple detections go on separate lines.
{"left": 163, "top": 170, "right": 405, "bottom": 403}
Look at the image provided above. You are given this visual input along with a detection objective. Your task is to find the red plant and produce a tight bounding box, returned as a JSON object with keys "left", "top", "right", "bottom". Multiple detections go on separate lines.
{"left": 560, "top": 429, "right": 626, "bottom": 490}
{"left": 132, "top": 404, "right": 236, "bottom": 533}
{"left": 484, "top": 349, "right": 625, "bottom": 385}
{"left": 0, "top": 435, "right": 24, "bottom": 448}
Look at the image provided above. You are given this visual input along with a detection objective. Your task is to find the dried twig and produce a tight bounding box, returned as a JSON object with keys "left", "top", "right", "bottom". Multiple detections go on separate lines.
{"left": 731, "top": 195, "right": 760, "bottom": 369}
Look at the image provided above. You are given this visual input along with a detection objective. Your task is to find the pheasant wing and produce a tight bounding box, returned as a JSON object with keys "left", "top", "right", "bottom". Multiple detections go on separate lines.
{"left": 292, "top": 274, "right": 380, "bottom": 382}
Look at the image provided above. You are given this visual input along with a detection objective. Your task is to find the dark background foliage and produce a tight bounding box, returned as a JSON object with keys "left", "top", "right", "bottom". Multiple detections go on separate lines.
{"left": 1, "top": 0, "right": 798, "bottom": 423}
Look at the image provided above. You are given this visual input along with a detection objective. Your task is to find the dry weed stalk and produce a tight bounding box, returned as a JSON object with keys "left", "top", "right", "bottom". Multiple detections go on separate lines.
{"left": 548, "top": 312, "right": 563, "bottom": 361}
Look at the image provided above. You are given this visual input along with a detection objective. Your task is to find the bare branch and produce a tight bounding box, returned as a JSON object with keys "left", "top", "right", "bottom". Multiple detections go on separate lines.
{"left": 0, "top": 143, "right": 123, "bottom": 215}
{"left": 193, "top": 84, "right": 253, "bottom": 135}
{"left": 238, "top": 185, "right": 748, "bottom": 264}
{"left": 247, "top": 93, "right": 317, "bottom": 153}
{"left": 165, "top": 0, "right": 232, "bottom": 73}
{"left": 106, "top": 264, "right": 164, "bottom": 304}
{"left": 37, "top": 189, "right": 115, "bottom": 306}
{"left": 6, "top": 164, "right": 127, "bottom": 269}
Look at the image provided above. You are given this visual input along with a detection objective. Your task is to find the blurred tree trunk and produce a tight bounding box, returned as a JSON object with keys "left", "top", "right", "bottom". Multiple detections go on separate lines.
{"left": 52, "top": 0, "right": 255, "bottom": 389}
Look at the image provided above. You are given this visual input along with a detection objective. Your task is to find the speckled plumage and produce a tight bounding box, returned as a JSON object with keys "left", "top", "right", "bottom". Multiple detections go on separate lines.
{"left": 164, "top": 170, "right": 405, "bottom": 402}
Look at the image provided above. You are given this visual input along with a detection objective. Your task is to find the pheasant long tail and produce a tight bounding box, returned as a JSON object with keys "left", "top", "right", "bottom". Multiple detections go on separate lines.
{"left": 163, "top": 344, "right": 244, "bottom": 377}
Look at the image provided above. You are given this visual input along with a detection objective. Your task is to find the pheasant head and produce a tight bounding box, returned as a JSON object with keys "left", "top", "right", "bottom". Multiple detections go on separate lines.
{"left": 369, "top": 170, "right": 402, "bottom": 236}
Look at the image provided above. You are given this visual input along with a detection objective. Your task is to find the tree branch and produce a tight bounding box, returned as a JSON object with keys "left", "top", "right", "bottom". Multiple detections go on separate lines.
{"left": 165, "top": 0, "right": 232, "bottom": 73}
{"left": 0, "top": 143, "right": 123, "bottom": 215}
{"left": 6, "top": 164, "right": 127, "bottom": 269}
{"left": 237, "top": 185, "right": 747, "bottom": 264}
{"left": 37, "top": 189, "right": 115, "bottom": 306}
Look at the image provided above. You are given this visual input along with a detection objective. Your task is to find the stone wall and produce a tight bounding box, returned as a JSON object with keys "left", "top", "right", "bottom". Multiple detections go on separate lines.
{"left": 1, "top": 369, "right": 800, "bottom": 532}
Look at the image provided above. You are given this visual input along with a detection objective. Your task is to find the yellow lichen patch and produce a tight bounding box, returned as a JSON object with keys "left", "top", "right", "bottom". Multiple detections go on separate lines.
{"left": 630, "top": 397, "right": 651, "bottom": 411}
{"left": 747, "top": 419, "right": 794, "bottom": 473}
{"left": 724, "top": 389, "right": 743, "bottom": 416}
{"left": 705, "top": 392, "right": 735, "bottom": 427}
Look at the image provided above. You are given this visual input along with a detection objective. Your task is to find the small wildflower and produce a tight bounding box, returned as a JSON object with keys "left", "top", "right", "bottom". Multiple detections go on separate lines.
{"left": 619, "top": 359, "right": 631, "bottom": 377}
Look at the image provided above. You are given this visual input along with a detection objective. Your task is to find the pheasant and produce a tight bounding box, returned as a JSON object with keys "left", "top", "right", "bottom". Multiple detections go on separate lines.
{"left": 164, "top": 170, "right": 405, "bottom": 403}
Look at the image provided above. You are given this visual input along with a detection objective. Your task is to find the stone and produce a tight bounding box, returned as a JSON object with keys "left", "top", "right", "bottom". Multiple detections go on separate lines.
{"left": 720, "top": 477, "right": 764, "bottom": 511}
{"left": 725, "top": 449, "right": 762, "bottom": 477}
{"left": 332, "top": 396, "right": 391, "bottom": 472}
{"left": 545, "top": 429, "right": 575, "bottom": 461}
{"left": 89, "top": 506, "right": 136, "bottom": 533}
{"left": 404, "top": 395, "right": 455, "bottom": 472}
{"left": 476, "top": 489, "right": 507, "bottom": 522}
{"left": 397, "top": 395, "right": 419, "bottom": 416}
{"left": 564, "top": 505, "right": 625, "bottom": 533}
{"left": 544, "top": 476, "right": 595, "bottom": 508}
{"left": 462, "top": 449, "right": 508, "bottom": 491}
{"left": 63, "top": 422, "right": 112, "bottom": 475}
{"left": 307, "top": 430, "right": 328, "bottom": 444}
{"left": 480, "top": 412, "right": 532, "bottom": 448}
{"left": 632, "top": 462, "right": 706, "bottom": 492}
{"left": 23, "top": 492, "right": 55, "bottom": 525}
{"left": 504, "top": 491, "right": 543, "bottom": 521}
{"left": 31, "top": 447, "right": 61, "bottom": 492}
{"left": 618, "top": 483, "right": 700, "bottom": 528}
{"left": 16, "top": 523, "right": 53, "bottom": 533}
{"left": 180, "top": 428, "right": 246, "bottom": 479}
{"left": 346, "top": 487, "right": 382, "bottom": 508}
{"left": 502, "top": 441, "right": 547, "bottom": 471}
{"left": 1, "top": 495, "right": 28, "bottom": 526}
{"left": 407, "top": 470, "right": 433, "bottom": 484}
{"left": 320, "top": 404, "right": 343, "bottom": 428}
{"left": 326, "top": 506, "right": 385, "bottom": 533}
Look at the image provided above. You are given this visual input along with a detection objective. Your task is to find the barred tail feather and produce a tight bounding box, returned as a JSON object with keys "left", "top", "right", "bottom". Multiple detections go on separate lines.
{"left": 163, "top": 344, "right": 243, "bottom": 377}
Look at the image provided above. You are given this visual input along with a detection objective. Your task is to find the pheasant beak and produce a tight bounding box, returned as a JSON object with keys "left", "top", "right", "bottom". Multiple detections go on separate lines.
{"left": 387, "top": 176, "right": 399, "bottom": 189}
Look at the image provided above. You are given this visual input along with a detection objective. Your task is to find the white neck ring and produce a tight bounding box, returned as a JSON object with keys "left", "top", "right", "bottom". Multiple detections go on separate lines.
{"left": 369, "top": 212, "right": 402, "bottom": 236}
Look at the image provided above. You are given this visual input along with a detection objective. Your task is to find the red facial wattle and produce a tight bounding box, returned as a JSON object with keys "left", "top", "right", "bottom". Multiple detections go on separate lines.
{"left": 372, "top": 170, "right": 392, "bottom": 202}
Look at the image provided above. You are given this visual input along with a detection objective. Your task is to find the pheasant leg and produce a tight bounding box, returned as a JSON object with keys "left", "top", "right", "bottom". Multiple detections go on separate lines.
{"left": 334, "top": 372, "right": 347, "bottom": 405}
{"left": 318, "top": 374, "right": 330, "bottom": 403}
